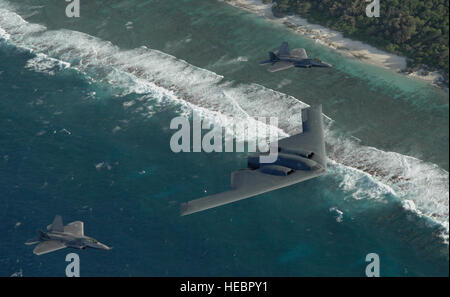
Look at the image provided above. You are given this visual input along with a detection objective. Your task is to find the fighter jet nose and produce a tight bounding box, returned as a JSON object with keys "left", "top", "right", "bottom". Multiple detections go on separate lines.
{"left": 87, "top": 240, "right": 111, "bottom": 250}
{"left": 100, "top": 243, "right": 112, "bottom": 250}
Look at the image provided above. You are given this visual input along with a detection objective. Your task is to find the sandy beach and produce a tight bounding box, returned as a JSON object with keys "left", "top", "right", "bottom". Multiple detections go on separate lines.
{"left": 223, "top": 0, "right": 445, "bottom": 87}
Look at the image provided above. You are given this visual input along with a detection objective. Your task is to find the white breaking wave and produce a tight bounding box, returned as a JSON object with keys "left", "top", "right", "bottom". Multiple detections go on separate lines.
{"left": 326, "top": 127, "right": 449, "bottom": 243}
{"left": 0, "top": 26, "right": 10, "bottom": 40}
{"left": 328, "top": 159, "right": 398, "bottom": 201}
{"left": 24, "top": 52, "right": 70, "bottom": 75}
{"left": 0, "top": 5, "right": 300, "bottom": 141}
{"left": 0, "top": 2, "right": 448, "bottom": 242}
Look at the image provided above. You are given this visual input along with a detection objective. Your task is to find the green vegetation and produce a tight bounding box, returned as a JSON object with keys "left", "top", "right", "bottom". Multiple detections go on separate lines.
{"left": 271, "top": 0, "right": 449, "bottom": 81}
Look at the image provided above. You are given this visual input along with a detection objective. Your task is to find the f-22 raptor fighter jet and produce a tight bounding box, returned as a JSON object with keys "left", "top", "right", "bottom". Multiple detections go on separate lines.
{"left": 25, "top": 215, "right": 111, "bottom": 255}
{"left": 260, "top": 42, "right": 332, "bottom": 72}
{"left": 180, "top": 105, "right": 327, "bottom": 216}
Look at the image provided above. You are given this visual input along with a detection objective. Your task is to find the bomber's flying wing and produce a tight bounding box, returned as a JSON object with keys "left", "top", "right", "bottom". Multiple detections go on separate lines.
{"left": 33, "top": 240, "right": 66, "bottom": 255}
{"left": 180, "top": 105, "right": 327, "bottom": 216}
{"left": 291, "top": 48, "right": 308, "bottom": 60}
{"left": 268, "top": 61, "right": 295, "bottom": 72}
{"left": 64, "top": 221, "right": 84, "bottom": 237}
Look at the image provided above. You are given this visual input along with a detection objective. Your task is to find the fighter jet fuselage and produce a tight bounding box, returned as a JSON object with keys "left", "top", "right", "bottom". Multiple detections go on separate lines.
{"left": 294, "top": 58, "right": 332, "bottom": 68}
{"left": 261, "top": 42, "right": 332, "bottom": 72}
{"left": 26, "top": 216, "right": 110, "bottom": 255}
{"left": 270, "top": 56, "right": 331, "bottom": 68}
{"left": 38, "top": 231, "right": 106, "bottom": 250}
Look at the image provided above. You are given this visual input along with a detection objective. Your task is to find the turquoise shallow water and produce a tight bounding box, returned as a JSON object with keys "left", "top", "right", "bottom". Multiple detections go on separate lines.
{"left": 0, "top": 0, "right": 448, "bottom": 276}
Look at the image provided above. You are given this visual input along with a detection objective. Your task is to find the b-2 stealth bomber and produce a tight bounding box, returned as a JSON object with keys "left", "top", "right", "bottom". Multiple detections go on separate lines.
{"left": 180, "top": 105, "right": 327, "bottom": 216}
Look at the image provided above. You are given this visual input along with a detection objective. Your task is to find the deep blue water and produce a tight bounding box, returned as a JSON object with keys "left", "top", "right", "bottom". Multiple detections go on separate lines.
{"left": 0, "top": 0, "right": 448, "bottom": 276}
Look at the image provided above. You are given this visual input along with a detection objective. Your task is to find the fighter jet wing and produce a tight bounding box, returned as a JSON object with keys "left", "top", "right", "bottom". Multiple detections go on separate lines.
{"left": 277, "top": 41, "right": 290, "bottom": 56}
{"left": 268, "top": 61, "right": 294, "bottom": 72}
{"left": 33, "top": 240, "right": 66, "bottom": 255}
{"left": 64, "top": 221, "right": 84, "bottom": 237}
{"left": 291, "top": 48, "right": 308, "bottom": 59}
{"left": 180, "top": 105, "right": 327, "bottom": 216}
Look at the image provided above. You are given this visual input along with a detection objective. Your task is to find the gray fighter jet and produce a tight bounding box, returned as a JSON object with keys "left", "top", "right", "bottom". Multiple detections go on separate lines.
{"left": 180, "top": 105, "right": 327, "bottom": 216}
{"left": 260, "top": 42, "right": 332, "bottom": 72}
{"left": 25, "top": 215, "right": 111, "bottom": 255}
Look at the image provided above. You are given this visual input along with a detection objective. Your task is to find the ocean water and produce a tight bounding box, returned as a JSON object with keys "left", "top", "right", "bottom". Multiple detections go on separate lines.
{"left": 0, "top": 0, "right": 448, "bottom": 276}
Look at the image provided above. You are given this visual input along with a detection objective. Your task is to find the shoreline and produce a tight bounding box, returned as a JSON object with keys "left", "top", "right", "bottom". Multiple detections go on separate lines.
{"left": 223, "top": 0, "right": 447, "bottom": 89}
